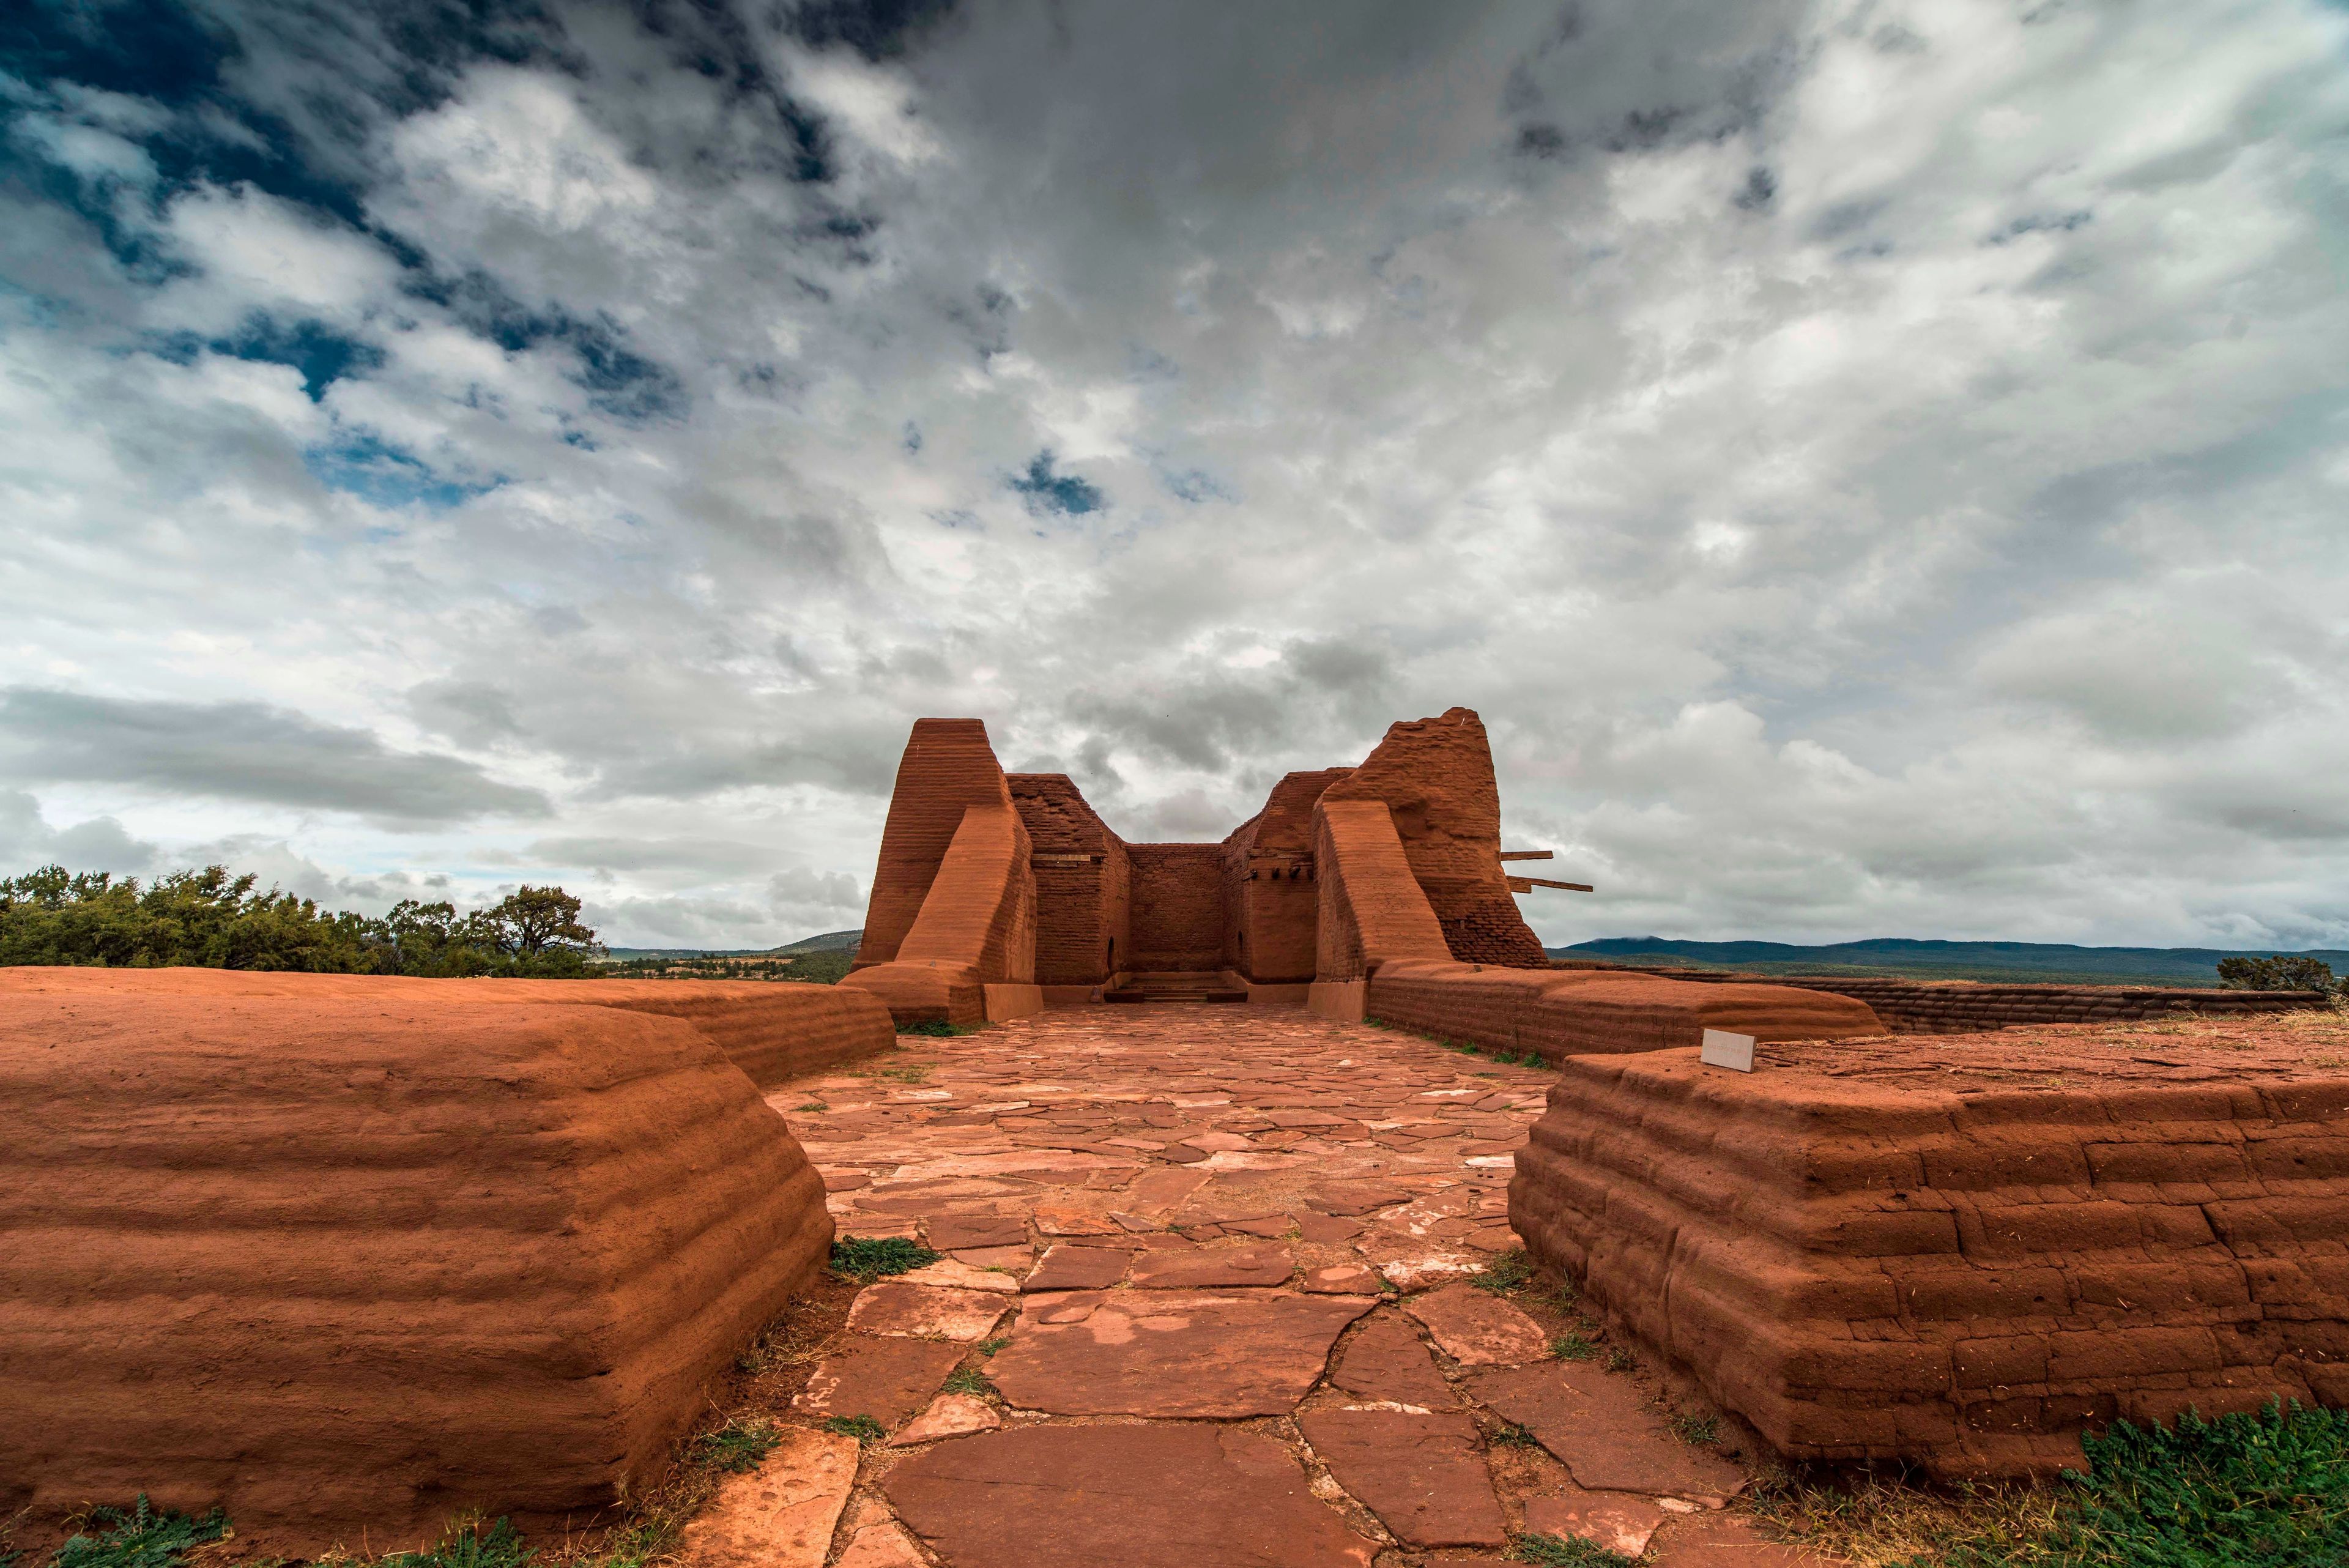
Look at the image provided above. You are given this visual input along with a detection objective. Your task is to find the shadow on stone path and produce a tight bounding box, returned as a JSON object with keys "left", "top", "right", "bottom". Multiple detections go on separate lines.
{"left": 687, "top": 1006, "right": 1841, "bottom": 1568}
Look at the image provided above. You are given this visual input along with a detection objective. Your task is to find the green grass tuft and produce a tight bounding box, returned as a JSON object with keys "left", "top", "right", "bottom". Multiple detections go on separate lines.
{"left": 1472, "top": 1247, "right": 1536, "bottom": 1295}
{"left": 1509, "top": 1533, "right": 1636, "bottom": 1566}
{"left": 1604, "top": 1346, "right": 1636, "bottom": 1373}
{"left": 941, "top": 1367, "right": 994, "bottom": 1397}
{"left": 829, "top": 1235, "right": 940, "bottom": 1282}
{"left": 1921, "top": 1401, "right": 2349, "bottom": 1567}
{"left": 1670, "top": 1411, "right": 1720, "bottom": 1446}
{"left": 1490, "top": 1421, "right": 1543, "bottom": 1450}
{"left": 377, "top": 1519, "right": 534, "bottom": 1568}
{"left": 822, "top": 1414, "right": 888, "bottom": 1446}
{"left": 1550, "top": 1332, "right": 1597, "bottom": 1362}
{"left": 899, "top": 1019, "right": 976, "bottom": 1037}
{"left": 974, "top": 1337, "right": 1009, "bottom": 1356}
{"left": 691, "top": 1418, "right": 779, "bottom": 1474}
{"left": 49, "top": 1498, "right": 228, "bottom": 1568}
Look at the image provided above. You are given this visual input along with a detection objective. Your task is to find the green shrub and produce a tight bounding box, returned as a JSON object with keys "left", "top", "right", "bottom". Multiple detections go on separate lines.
{"left": 821, "top": 1414, "right": 888, "bottom": 1446}
{"left": 48, "top": 1498, "right": 226, "bottom": 1568}
{"left": 829, "top": 1235, "right": 940, "bottom": 1282}
{"left": 2217, "top": 954, "right": 2338, "bottom": 994}
{"left": 899, "top": 1019, "right": 976, "bottom": 1037}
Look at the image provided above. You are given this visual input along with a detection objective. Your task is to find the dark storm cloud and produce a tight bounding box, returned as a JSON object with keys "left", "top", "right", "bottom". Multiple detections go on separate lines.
{"left": 0, "top": 689, "right": 551, "bottom": 824}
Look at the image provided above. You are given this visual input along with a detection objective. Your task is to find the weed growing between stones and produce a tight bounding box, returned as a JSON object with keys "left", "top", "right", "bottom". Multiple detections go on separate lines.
{"left": 1756, "top": 1402, "right": 2349, "bottom": 1568}
{"left": 941, "top": 1367, "right": 995, "bottom": 1397}
{"left": 1507, "top": 1531, "right": 1635, "bottom": 1565}
{"left": 1549, "top": 1332, "right": 1597, "bottom": 1362}
{"left": 821, "top": 1414, "right": 888, "bottom": 1446}
{"left": 45, "top": 1499, "right": 226, "bottom": 1568}
{"left": 689, "top": 1418, "right": 779, "bottom": 1474}
{"left": 1490, "top": 1421, "right": 1543, "bottom": 1450}
{"left": 828, "top": 1235, "right": 940, "bottom": 1282}
{"left": 1669, "top": 1411, "right": 1720, "bottom": 1446}
{"left": 1472, "top": 1247, "right": 1537, "bottom": 1295}
{"left": 974, "top": 1337, "right": 1009, "bottom": 1356}
{"left": 378, "top": 1520, "right": 534, "bottom": 1568}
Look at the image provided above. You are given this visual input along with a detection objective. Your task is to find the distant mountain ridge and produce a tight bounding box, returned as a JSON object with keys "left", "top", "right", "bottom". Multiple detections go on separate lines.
{"left": 600, "top": 929, "right": 864, "bottom": 961}
{"left": 1554, "top": 937, "right": 2349, "bottom": 988}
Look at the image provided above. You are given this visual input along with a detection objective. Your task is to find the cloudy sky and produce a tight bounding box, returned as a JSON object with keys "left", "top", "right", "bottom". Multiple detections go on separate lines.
{"left": 3, "top": 0, "right": 2345, "bottom": 951}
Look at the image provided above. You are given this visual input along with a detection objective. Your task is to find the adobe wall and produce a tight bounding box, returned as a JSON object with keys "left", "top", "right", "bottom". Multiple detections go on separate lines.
{"left": 1128, "top": 842, "right": 1228, "bottom": 971}
{"left": 1011, "top": 773, "right": 1132, "bottom": 987}
{"left": 1510, "top": 1017, "right": 2349, "bottom": 1477}
{"left": 1319, "top": 708, "right": 1548, "bottom": 967}
{"left": 1616, "top": 968, "right": 2332, "bottom": 1033}
{"left": 853, "top": 719, "right": 1018, "bottom": 970}
{"left": 0, "top": 969, "right": 842, "bottom": 1554}
{"left": 1223, "top": 768, "right": 1348, "bottom": 984}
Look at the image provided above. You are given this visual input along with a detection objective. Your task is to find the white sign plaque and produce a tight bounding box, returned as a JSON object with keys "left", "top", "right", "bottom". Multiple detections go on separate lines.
{"left": 1701, "top": 1028, "right": 1756, "bottom": 1072}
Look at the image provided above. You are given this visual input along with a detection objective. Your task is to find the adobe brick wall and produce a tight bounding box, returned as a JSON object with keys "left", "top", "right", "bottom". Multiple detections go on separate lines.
{"left": 1320, "top": 708, "right": 1548, "bottom": 967}
{"left": 0, "top": 969, "right": 839, "bottom": 1554}
{"left": 855, "top": 719, "right": 1020, "bottom": 970}
{"left": 1613, "top": 968, "right": 2329, "bottom": 1033}
{"left": 1510, "top": 1022, "right": 2349, "bottom": 1477}
{"left": 1011, "top": 773, "right": 1132, "bottom": 987}
{"left": 1128, "top": 841, "right": 1228, "bottom": 971}
{"left": 1222, "top": 768, "right": 1347, "bottom": 983}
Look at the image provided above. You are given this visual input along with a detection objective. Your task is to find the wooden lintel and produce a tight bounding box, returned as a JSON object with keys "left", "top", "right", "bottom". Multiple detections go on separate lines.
{"left": 1508, "top": 875, "right": 1593, "bottom": 893}
{"left": 1498, "top": 850, "right": 1554, "bottom": 861}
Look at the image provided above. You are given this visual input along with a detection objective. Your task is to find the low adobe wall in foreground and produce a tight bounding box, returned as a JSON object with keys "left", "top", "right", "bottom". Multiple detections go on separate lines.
{"left": 1510, "top": 1014, "right": 2349, "bottom": 1476}
{"left": 0, "top": 970, "right": 888, "bottom": 1553}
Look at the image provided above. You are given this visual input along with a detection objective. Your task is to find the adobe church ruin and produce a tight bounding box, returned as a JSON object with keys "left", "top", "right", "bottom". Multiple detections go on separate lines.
{"left": 842, "top": 707, "right": 1880, "bottom": 1052}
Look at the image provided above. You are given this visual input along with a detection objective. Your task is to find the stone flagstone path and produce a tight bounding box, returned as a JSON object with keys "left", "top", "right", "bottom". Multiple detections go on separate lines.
{"left": 693, "top": 1007, "right": 1841, "bottom": 1568}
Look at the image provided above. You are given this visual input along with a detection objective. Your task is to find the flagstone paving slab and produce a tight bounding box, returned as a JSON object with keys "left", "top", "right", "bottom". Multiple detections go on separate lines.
{"left": 1299, "top": 1407, "right": 1508, "bottom": 1547}
{"left": 1127, "top": 1240, "right": 1296, "bottom": 1288}
{"left": 792, "top": 1336, "right": 965, "bottom": 1430}
{"left": 1022, "top": 1243, "right": 1134, "bottom": 1291}
{"left": 1523, "top": 1485, "right": 1671, "bottom": 1558}
{"left": 1330, "top": 1310, "right": 1460, "bottom": 1409}
{"left": 885, "top": 1423, "right": 1378, "bottom": 1568}
{"left": 672, "top": 1425, "right": 858, "bottom": 1568}
{"left": 833, "top": 1520, "right": 926, "bottom": 1568}
{"left": 990, "top": 1288, "right": 1374, "bottom": 1416}
{"left": 845, "top": 1282, "right": 1012, "bottom": 1340}
{"left": 890, "top": 1391, "right": 1000, "bottom": 1446}
{"left": 1469, "top": 1364, "right": 1750, "bottom": 1503}
{"left": 1405, "top": 1283, "right": 1551, "bottom": 1365}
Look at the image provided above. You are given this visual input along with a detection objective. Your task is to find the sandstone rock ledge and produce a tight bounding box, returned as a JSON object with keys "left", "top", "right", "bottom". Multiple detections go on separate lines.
{"left": 1510, "top": 1015, "right": 2349, "bottom": 1476}
{"left": 0, "top": 969, "right": 874, "bottom": 1553}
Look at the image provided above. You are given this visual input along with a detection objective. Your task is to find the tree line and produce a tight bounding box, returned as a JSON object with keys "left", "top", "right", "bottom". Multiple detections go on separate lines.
{"left": 0, "top": 864, "right": 601, "bottom": 976}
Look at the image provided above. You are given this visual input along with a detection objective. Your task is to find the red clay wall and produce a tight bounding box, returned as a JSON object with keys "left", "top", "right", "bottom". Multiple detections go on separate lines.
{"left": 855, "top": 719, "right": 1019, "bottom": 970}
{"left": 1620, "top": 970, "right": 2334, "bottom": 1033}
{"left": 1128, "top": 842, "right": 1228, "bottom": 971}
{"left": 1223, "top": 769, "right": 1348, "bottom": 984}
{"left": 0, "top": 970, "right": 839, "bottom": 1554}
{"left": 1011, "top": 773, "right": 1132, "bottom": 987}
{"left": 1319, "top": 708, "right": 1548, "bottom": 967}
{"left": 1510, "top": 1026, "right": 2349, "bottom": 1477}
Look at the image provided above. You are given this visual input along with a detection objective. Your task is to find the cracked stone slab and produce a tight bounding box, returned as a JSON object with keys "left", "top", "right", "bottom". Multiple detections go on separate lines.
{"left": 1298, "top": 1408, "right": 1507, "bottom": 1548}
{"left": 885, "top": 1423, "right": 1376, "bottom": 1568}
{"left": 1469, "top": 1364, "right": 1749, "bottom": 1503}
{"left": 890, "top": 1391, "right": 1001, "bottom": 1446}
{"left": 1128, "top": 1241, "right": 1296, "bottom": 1288}
{"left": 673, "top": 1426, "right": 857, "bottom": 1568}
{"left": 1404, "top": 1284, "right": 1549, "bottom": 1365}
{"left": 989, "top": 1289, "right": 1374, "bottom": 1417}
{"left": 846, "top": 1282, "right": 1012, "bottom": 1341}
{"left": 1521, "top": 1487, "right": 1668, "bottom": 1559}
{"left": 1330, "top": 1310, "right": 1458, "bottom": 1409}
{"left": 793, "top": 1336, "right": 965, "bottom": 1430}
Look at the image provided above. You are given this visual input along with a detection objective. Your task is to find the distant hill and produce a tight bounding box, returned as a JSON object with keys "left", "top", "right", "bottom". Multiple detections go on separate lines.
{"left": 770, "top": 928, "right": 863, "bottom": 954}
{"left": 599, "top": 929, "right": 864, "bottom": 962}
{"left": 1553, "top": 937, "right": 2349, "bottom": 988}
